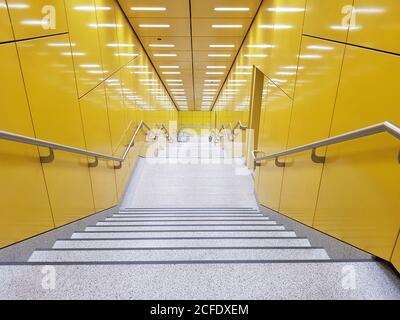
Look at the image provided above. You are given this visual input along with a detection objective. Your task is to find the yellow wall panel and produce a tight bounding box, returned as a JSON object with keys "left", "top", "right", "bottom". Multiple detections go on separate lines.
{"left": 79, "top": 83, "right": 118, "bottom": 211}
{"left": 279, "top": 37, "right": 346, "bottom": 226}
{"left": 313, "top": 47, "right": 400, "bottom": 260}
{"left": 114, "top": 6, "right": 139, "bottom": 65}
{"left": 304, "top": 0, "right": 354, "bottom": 42}
{"left": 7, "top": 0, "right": 68, "bottom": 40}
{"left": 348, "top": 0, "right": 400, "bottom": 54}
{"left": 391, "top": 235, "right": 400, "bottom": 273}
{"left": 95, "top": 0, "right": 120, "bottom": 76}
{"left": 0, "top": 43, "right": 54, "bottom": 247}
{"left": 17, "top": 35, "right": 95, "bottom": 227}
{"left": 263, "top": 0, "right": 306, "bottom": 98}
{"left": 0, "top": 0, "right": 14, "bottom": 43}
{"left": 65, "top": 0, "right": 104, "bottom": 97}
{"left": 256, "top": 80, "right": 293, "bottom": 211}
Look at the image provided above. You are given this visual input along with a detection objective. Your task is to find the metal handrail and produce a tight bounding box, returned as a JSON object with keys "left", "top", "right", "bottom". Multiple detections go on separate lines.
{"left": 159, "top": 124, "right": 172, "bottom": 142}
{"left": 0, "top": 120, "right": 154, "bottom": 169}
{"left": 233, "top": 120, "right": 247, "bottom": 131}
{"left": 253, "top": 121, "right": 400, "bottom": 167}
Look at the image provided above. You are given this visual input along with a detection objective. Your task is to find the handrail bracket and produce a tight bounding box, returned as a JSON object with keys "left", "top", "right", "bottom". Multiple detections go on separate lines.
{"left": 40, "top": 148, "right": 55, "bottom": 164}
{"left": 311, "top": 148, "right": 326, "bottom": 164}
{"left": 275, "top": 157, "right": 286, "bottom": 168}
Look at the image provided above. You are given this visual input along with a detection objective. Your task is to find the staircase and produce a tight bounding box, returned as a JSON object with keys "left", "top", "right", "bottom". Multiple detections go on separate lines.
{"left": 0, "top": 139, "right": 399, "bottom": 299}
{"left": 28, "top": 207, "right": 331, "bottom": 263}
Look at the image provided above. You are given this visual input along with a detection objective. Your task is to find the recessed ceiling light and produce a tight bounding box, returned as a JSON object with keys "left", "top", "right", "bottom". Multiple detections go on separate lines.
{"left": 206, "top": 72, "right": 224, "bottom": 75}
{"left": 206, "top": 66, "right": 226, "bottom": 69}
{"left": 259, "top": 24, "right": 292, "bottom": 29}
{"left": 246, "top": 44, "right": 274, "bottom": 48}
{"left": 166, "top": 79, "right": 182, "bottom": 82}
{"left": 267, "top": 7, "right": 305, "bottom": 13}
{"left": 209, "top": 44, "right": 235, "bottom": 48}
{"left": 307, "top": 45, "right": 334, "bottom": 51}
{"left": 243, "top": 54, "right": 267, "bottom": 57}
{"left": 214, "top": 7, "right": 250, "bottom": 11}
{"left": 131, "top": 7, "right": 166, "bottom": 11}
{"left": 133, "top": 71, "right": 152, "bottom": 74}
{"left": 149, "top": 44, "right": 175, "bottom": 48}
{"left": 162, "top": 71, "right": 181, "bottom": 75}
{"left": 160, "top": 65, "right": 180, "bottom": 69}
{"left": 204, "top": 84, "right": 219, "bottom": 87}
{"left": 205, "top": 79, "right": 221, "bottom": 82}
{"left": 208, "top": 54, "right": 231, "bottom": 57}
{"left": 154, "top": 53, "right": 177, "bottom": 57}
{"left": 212, "top": 24, "right": 243, "bottom": 28}
{"left": 237, "top": 66, "right": 253, "bottom": 69}
{"left": 168, "top": 83, "right": 183, "bottom": 86}
{"left": 139, "top": 24, "right": 170, "bottom": 28}
{"left": 233, "top": 72, "right": 251, "bottom": 75}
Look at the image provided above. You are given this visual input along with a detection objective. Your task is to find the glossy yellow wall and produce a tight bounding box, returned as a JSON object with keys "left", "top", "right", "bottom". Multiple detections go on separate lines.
{"left": 215, "top": 0, "right": 400, "bottom": 270}
{"left": 0, "top": 0, "right": 176, "bottom": 247}
{"left": 179, "top": 111, "right": 211, "bottom": 134}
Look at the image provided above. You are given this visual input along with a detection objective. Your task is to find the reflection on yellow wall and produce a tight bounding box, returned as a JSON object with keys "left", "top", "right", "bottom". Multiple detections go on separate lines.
{"left": 215, "top": 0, "right": 400, "bottom": 270}
{"left": 0, "top": 0, "right": 177, "bottom": 247}
{"left": 179, "top": 111, "right": 211, "bottom": 134}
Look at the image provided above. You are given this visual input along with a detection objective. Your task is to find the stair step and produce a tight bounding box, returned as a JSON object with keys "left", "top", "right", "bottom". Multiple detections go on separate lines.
{"left": 28, "top": 248, "right": 330, "bottom": 263}
{"left": 110, "top": 213, "right": 263, "bottom": 219}
{"left": 122, "top": 207, "right": 258, "bottom": 211}
{"left": 85, "top": 225, "right": 286, "bottom": 231}
{"left": 116, "top": 210, "right": 262, "bottom": 216}
{"left": 96, "top": 221, "right": 278, "bottom": 226}
{"left": 105, "top": 217, "right": 270, "bottom": 222}
{"left": 71, "top": 231, "right": 297, "bottom": 239}
{"left": 52, "top": 238, "right": 311, "bottom": 249}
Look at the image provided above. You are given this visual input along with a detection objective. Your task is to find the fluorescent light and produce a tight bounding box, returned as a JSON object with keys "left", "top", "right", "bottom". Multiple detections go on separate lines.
{"left": 107, "top": 43, "right": 135, "bottom": 47}
{"left": 160, "top": 66, "right": 179, "bottom": 69}
{"left": 74, "top": 6, "right": 110, "bottom": 11}
{"left": 204, "top": 84, "right": 219, "bottom": 87}
{"left": 127, "top": 65, "right": 147, "bottom": 69}
{"left": 237, "top": 66, "right": 252, "bottom": 69}
{"left": 131, "top": 7, "right": 166, "bottom": 11}
{"left": 244, "top": 54, "right": 267, "bottom": 57}
{"left": 234, "top": 72, "right": 251, "bottom": 75}
{"left": 206, "top": 72, "right": 224, "bottom": 75}
{"left": 139, "top": 24, "right": 170, "bottom": 28}
{"left": 209, "top": 44, "right": 235, "bottom": 48}
{"left": 212, "top": 24, "right": 243, "bottom": 28}
{"left": 205, "top": 79, "right": 221, "bottom": 82}
{"left": 276, "top": 72, "right": 296, "bottom": 76}
{"left": 298, "top": 54, "right": 322, "bottom": 59}
{"left": 259, "top": 24, "right": 292, "bottom": 29}
{"left": 149, "top": 44, "right": 175, "bottom": 48}
{"left": 140, "top": 79, "right": 157, "bottom": 82}
{"left": 80, "top": 64, "right": 101, "bottom": 68}
{"left": 166, "top": 79, "right": 182, "bottom": 82}
{"left": 247, "top": 44, "right": 274, "bottom": 48}
{"left": 307, "top": 45, "right": 334, "bottom": 51}
{"left": 206, "top": 66, "right": 226, "bottom": 69}
{"left": 230, "top": 80, "right": 247, "bottom": 82}
{"left": 154, "top": 53, "right": 177, "bottom": 57}
{"left": 162, "top": 71, "right": 181, "bottom": 75}
{"left": 214, "top": 7, "right": 250, "bottom": 11}
{"left": 168, "top": 83, "right": 183, "bottom": 86}
{"left": 208, "top": 54, "right": 231, "bottom": 57}
{"left": 133, "top": 71, "right": 152, "bottom": 74}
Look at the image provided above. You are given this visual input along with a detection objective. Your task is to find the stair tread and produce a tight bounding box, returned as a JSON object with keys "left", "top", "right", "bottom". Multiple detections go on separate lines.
{"left": 96, "top": 221, "right": 278, "bottom": 226}
{"left": 28, "top": 248, "right": 330, "bottom": 262}
{"left": 85, "top": 225, "right": 286, "bottom": 231}
{"left": 71, "top": 231, "right": 297, "bottom": 239}
{"left": 52, "top": 238, "right": 311, "bottom": 249}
